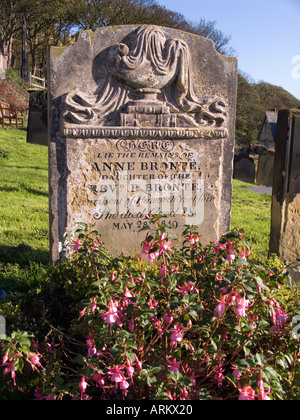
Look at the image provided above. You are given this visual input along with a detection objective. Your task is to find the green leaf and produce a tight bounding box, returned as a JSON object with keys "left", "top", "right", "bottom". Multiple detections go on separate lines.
{"left": 188, "top": 310, "right": 199, "bottom": 320}
{"left": 254, "top": 276, "right": 270, "bottom": 292}
{"left": 139, "top": 225, "right": 151, "bottom": 232}
{"left": 264, "top": 366, "right": 280, "bottom": 379}
{"left": 243, "top": 346, "right": 251, "bottom": 357}
{"left": 167, "top": 370, "right": 180, "bottom": 382}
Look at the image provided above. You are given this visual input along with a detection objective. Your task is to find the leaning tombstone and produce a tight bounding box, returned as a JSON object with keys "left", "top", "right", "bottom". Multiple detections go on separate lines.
{"left": 269, "top": 109, "right": 300, "bottom": 282}
{"left": 48, "top": 25, "right": 238, "bottom": 262}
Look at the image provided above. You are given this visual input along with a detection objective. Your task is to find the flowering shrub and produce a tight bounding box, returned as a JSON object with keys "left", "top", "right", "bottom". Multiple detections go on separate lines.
{"left": 1, "top": 216, "right": 300, "bottom": 400}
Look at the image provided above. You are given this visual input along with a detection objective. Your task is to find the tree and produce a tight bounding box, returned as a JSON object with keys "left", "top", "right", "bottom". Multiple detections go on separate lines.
{"left": 65, "top": 0, "right": 188, "bottom": 31}
{"left": 0, "top": 0, "right": 30, "bottom": 66}
{"left": 190, "top": 19, "right": 234, "bottom": 55}
{"left": 1, "top": 0, "right": 74, "bottom": 74}
{"left": 2, "top": 0, "right": 233, "bottom": 75}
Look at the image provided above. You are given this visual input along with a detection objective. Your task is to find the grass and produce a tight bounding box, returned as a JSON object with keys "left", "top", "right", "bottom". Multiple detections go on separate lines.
{"left": 0, "top": 127, "right": 49, "bottom": 266}
{"left": 231, "top": 180, "right": 272, "bottom": 261}
{"left": 0, "top": 127, "right": 273, "bottom": 291}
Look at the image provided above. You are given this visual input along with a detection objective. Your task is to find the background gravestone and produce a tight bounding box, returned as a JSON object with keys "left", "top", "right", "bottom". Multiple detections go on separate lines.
{"left": 269, "top": 109, "right": 300, "bottom": 282}
{"left": 27, "top": 90, "right": 48, "bottom": 146}
{"left": 48, "top": 25, "right": 237, "bottom": 262}
{"left": 233, "top": 148, "right": 256, "bottom": 184}
{"left": 256, "top": 149, "right": 275, "bottom": 187}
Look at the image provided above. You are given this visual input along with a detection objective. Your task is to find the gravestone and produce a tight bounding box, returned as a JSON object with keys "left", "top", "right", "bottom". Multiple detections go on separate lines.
{"left": 256, "top": 149, "right": 275, "bottom": 187}
{"left": 48, "top": 25, "right": 237, "bottom": 262}
{"left": 233, "top": 149, "right": 256, "bottom": 184}
{"left": 269, "top": 109, "right": 300, "bottom": 282}
{"left": 27, "top": 90, "right": 48, "bottom": 146}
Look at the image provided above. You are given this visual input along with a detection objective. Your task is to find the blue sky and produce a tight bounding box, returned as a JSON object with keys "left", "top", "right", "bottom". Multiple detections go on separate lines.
{"left": 157, "top": 0, "right": 300, "bottom": 100}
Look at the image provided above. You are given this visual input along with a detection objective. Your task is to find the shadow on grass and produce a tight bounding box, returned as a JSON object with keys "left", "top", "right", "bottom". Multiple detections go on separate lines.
{"left": 0, "top": 244, "right": 50, "bottom": 267}
{"left": 0, "top": 185, "right": 48, "bottom": 198}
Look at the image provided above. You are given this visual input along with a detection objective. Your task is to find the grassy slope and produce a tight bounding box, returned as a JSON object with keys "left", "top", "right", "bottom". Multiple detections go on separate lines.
{"left": 0, "top": 127, "right": 272, "bottom": 268}
{"left": 0, "top": 128, "right": 49, "bottom": 265}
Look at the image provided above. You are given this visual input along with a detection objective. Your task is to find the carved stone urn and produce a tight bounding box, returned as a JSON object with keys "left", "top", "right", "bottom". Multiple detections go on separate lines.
{"left": 107, "top": 25, "right": 179, "bottom": 109}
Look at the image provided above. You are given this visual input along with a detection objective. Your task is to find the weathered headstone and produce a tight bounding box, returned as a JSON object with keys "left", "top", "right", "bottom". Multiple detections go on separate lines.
{"left": 269, "top": 109, "right": 300, "bottom": 282}
{"left": 233, "top": 149, "right": 256, "bottom": 184}
{"left": 27, "top": 90, "right": 48, "bottom": 146}
{"left": 48, "top": 25, "right": 237, "bottom": 262}
{"left": 256, "top": 149, "right": 275, "bottom": 187}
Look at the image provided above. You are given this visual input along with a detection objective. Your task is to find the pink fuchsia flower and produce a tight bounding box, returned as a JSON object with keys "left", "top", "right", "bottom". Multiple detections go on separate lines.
{"left": 90, "top": 297, "right": 97, "bottom": 314}
{"left": 119, "top": 375, "right": 130, "bottom": 390}
{"left": 180, "top": 386, "right": 189, "bottom": 400}
{"left": 2, "top": 349, "right": 10, "bottom": 365}
{"left": 238, "top": 384, "right": 256, "bottom": 400}
{"left": 135, "top": 355, "right": 143, "bottom": 371}
{"left": 167, "top": 358, "right": 182, "bottom": 373}
{"left": 79, "top": 306, "right": 87, "bottom": 319}
{"left": 29, "top": 352, "right": 45, "bottom": 370}
{"left": 3, "top": 361, "right": 16, "bottom": 386}
{"left": 235, "top": 295, "right": 252, "bottom": 318}
{"left": 187, "top": 233, "right": 201, "bottom": 248}
{"left": 151, "top": 317, "right": 164, "bottom": 335}
{"left": 232, "top": 365, "right": 243, "bottom": 380}
{"left": 92, "top": 371, "right": 105, "bottom": 390}
{"left": 73, "top": 239, "right": 81, "bottom": 252}
{"left": 167, "top": 390, "right": 177, "bottom": 400}
{"left": 214, "top": 295, "right": 229, "bottom": 318}
{"left": 142, "top": 241, "right": 152, "bottom": 254}
{"left": 159, "top": 240, "right": 173, "bottom": 255}
{"left": 213, "top": 366, "right": 225, "bottom": 387}
{"left": 227, "top": 247, "right": 236, "bottom": 262}
{"left": 149, "top": 249, "right": 159, "bottom": 264}
{"left": 275, "top": 308, "right": 288, "bottom": 329}
{"left": 96, "top": 237, "right": 103, "bottom": 245}
{"left": 101, "top": 299, "right": 119, "bottom": 325}
{"left": 240, "top": 247, "right": 251, "bottom": 262}
{"left": 178, "top": 281, "right": 197, "bottom": 296}
{"left": 215, "top": 273, "right": 223, "bottom": 282}
{"left": 187, "top": 341, "right": 195, "bottom": 353}
{"left": 170, "top": 323, "right": 184, "bottom": 343}
{"left": 107, "top": 365, "right": 125, "bottom": 386}
{"left": 79, "top": 376, "right": 89, "bottom": 399}
{"left": 214, "top": 242, "right": 227, "bottom": 254}
{"left": 86, "top": 332, "right": 97, "bottom": 358}
{"left": 163, "top": 311, "right": 174, "bottom": 324}
{"left": 159, "top": 265, "right": 169, "bottom": 281}
{"left": 126, "top": 358, "right": 135, "bottom": 377}
{"left": 148, "top": 298, "right": 158, "bottom": 308}
{"left": 257, "top": 373, "right": 271, "bottom": 400}
{"left": 124, "top": 286, "right": 134, "bottom": 298}
{"left": 142, "top": 240, "right": 159, "bottom": 263}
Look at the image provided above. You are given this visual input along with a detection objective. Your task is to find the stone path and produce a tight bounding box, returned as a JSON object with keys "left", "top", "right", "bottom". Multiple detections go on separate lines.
{"left": 244, "top": 187, "right": 272, "bottom": 195}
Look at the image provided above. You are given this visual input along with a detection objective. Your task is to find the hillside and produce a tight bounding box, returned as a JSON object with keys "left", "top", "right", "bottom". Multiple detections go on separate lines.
{"left": 236, "top": 74, "right": 300, "bottom": 144}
